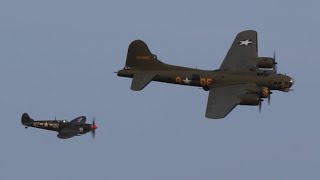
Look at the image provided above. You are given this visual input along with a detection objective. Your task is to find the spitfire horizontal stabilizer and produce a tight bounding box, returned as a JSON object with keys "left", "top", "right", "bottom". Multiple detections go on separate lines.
{"left": 131, "top": 73, "right": 157, "bottom": 91}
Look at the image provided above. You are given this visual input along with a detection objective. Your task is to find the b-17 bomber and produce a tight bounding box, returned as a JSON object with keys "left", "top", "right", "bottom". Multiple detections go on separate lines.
{"left": 21, "top": 113, "right": 97, "bottom": 139}
{"left": 117, "top": 30, "right": 295, "bottom": 119}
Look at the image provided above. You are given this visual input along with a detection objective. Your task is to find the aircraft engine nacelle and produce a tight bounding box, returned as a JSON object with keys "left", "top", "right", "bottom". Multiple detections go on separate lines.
{"left": 238, "top": 94, "right": 260, "bottom": 106}
{"left": 256, "top": 57, "right": 274, "bottom": 68}
{"left": 247, "top": 87, "right": 270, "bottom": 98}
{"left": 260, "top": 87, "right": 269, "bottom": 98}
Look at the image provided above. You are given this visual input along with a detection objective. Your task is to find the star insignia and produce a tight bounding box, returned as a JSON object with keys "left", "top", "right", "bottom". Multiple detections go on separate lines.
{"left": 183, "top": 77, "right": 192, "bottom": 84}
{"left": 239, "top": 39, "right": 253, "bottom": 46}
{"left": 44, "top": 122, "right": 48, "bottom": 127}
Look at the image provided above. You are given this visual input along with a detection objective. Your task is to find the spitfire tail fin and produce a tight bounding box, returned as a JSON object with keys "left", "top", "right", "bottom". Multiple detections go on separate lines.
{"left": 21, "top": 113, "right": 34, "bottom": 126}
{"left": 125, "top": 40, "right": 160, "bottom": 69}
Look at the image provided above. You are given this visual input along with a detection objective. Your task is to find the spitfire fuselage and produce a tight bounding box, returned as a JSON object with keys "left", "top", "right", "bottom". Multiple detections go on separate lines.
{"left": 21, "top": 113, "right": 97, "bottom": 139}
{"left": 27, "top": 120, "right": 93, "bottom": 135}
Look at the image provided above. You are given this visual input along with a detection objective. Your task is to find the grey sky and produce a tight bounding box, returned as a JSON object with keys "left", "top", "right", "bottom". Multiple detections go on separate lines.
{"left": 0, "top": 0, "right": 319, "bottom": 179}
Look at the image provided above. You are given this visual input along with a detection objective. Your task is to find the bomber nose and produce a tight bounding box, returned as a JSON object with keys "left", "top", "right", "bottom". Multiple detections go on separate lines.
{"left": 289, "top": 78, "right": 295, "bottom": 87}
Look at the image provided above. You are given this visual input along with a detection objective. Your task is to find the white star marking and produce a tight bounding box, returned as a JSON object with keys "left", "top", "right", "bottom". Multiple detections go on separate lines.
{"left": 239, "top": 39, "right": 253, "bottom": 46}
{"left": 182, "top": 77, "right": 192, "bottom": 84}
{"left": 44, "top": 122, "right": 48, "bottom": 127}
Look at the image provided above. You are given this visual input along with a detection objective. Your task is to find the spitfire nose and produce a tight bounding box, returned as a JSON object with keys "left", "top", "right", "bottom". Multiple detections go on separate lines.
{"left": 92, "top": 125, "right": 97, "bottom": 130}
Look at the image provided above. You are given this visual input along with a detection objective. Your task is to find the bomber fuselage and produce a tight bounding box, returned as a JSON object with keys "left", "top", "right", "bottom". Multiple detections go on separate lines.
{"left": 117, "top": 65, "right": 293, "bottom": 92}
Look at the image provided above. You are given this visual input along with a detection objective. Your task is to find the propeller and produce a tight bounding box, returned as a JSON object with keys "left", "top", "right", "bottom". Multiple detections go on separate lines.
{"left": 259, "top": 99, "right": 263, "bottom": 113}
{"left": 91, "top": 116, "right": 97, "bottom": 139}
{"left": 259, "top": 100, "right": 262, "bottom": 113}
{"left": 268, "top": 91, "right": 273, "bottom": 105}
{"left": 273, "top": 51, "right": 278, "bottom": 73}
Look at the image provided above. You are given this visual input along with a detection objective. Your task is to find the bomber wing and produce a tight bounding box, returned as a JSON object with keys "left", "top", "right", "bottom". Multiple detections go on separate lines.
{"left": 220, "top": 30, "right": 258, "bottom": 72}
{"left": 205, "top": 84, "right": 254, "bottom": 119}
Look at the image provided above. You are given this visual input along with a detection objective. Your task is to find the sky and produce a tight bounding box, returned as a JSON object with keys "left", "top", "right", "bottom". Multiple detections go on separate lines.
{"left": 0, "top": 0, "right": 319, "bottom": 179}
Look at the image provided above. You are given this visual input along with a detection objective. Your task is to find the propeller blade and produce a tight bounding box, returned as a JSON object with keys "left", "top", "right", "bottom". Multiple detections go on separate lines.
{"left": 92, "top": 130, "right": 95, "bottom": 139}
{"left": 268, "top": 93, "right": 271, "bottom": 105}
{"left": 273, "top": 51, "right": 277, "bottom": 73}
{"left": 273, "top": 51, "right": 276, "bottom": 60}
{"left": 259, "top": 99, "right": 262, "bottom": 113}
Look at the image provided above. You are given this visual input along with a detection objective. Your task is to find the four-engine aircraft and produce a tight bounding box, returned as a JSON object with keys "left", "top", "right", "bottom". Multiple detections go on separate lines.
{"left": 117, "top": 30, "right": 295, "bottom": 119}
{"left": 21, "top": 113, "right": 97, "bottom": 139}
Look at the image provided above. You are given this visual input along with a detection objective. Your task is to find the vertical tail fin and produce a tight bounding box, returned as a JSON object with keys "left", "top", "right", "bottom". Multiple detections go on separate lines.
{"left": 21, "top": 113, "right": 34, "bottom": 126}
{"left": 119, "top": 40, "right": 163, "bottom": 91}
{"left": 125, "top": 40, "right": 160, "bottom": 69}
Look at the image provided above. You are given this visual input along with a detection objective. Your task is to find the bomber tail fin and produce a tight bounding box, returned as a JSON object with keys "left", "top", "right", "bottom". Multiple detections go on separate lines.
{"left": 21, "top": 113, "right": 34, "bottom": 126}
{"left": 125, "top": 40, "right": 161, "bottom": 69}
{"left": 119, "top": 40, "right": 170, "bottom": 91}
{"left": 121, "top": 40, "right": 161, "bottom": 91}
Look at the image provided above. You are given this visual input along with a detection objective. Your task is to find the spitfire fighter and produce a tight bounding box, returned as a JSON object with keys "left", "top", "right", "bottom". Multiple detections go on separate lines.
{"left": 21, "top": 113, "right": 97, "bottom": 139}
{"left": 117, "top": 30, "right": 295, "bottom": 119}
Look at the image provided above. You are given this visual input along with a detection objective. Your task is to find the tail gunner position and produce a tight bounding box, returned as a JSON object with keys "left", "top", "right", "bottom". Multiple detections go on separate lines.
{"left": 21, "top": 113, "right": 98, "bottom": 139}
{"left": 117, "top": 30, "right": 294, "bottom": 119}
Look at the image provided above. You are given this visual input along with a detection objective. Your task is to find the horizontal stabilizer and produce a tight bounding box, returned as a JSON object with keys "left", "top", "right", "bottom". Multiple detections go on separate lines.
{"left": 131, "top": 73, "right": 157, "bottom": 91}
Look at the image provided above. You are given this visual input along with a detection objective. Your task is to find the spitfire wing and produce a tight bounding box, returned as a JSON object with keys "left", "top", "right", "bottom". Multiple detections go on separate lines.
{"left": 57, "top": 133, "right": 77, "bottom": 139}
{"left": 57, "top": 127, "right": 81, "bottom": 139}
{"left": 220, "top": 30, "right": 258, "bottom": 72}
{"left": 205, "top": 84, "right": 251, "bottom": 119}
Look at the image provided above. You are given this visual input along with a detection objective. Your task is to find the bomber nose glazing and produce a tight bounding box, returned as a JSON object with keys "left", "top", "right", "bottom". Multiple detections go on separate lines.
{"left": 289, "top": 78, "right": 295, "bottom": 87}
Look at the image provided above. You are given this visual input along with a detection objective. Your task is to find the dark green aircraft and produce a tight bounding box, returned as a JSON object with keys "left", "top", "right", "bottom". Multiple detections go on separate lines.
{"left": 21, "top": 113, "right": 97, "bottom": 139}
{"left": 117, "top": 30, "right": 294, "bottom": 119}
